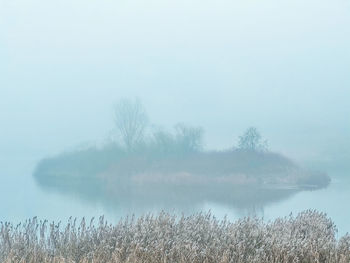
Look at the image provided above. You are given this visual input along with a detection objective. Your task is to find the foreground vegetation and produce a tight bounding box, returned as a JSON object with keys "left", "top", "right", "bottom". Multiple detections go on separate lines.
{"left": 1, "top": 210, "right": 350, "bottom": 262}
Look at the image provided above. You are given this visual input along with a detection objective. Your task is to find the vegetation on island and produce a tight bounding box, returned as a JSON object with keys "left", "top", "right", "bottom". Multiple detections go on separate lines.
{"left": 33, "top": 98, "right": 330, "bottom": 208}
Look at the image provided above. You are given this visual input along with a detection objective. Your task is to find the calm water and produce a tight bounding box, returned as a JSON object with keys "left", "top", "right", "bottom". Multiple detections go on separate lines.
{"left": 1, "top": 152, "right": 349, "bottom": 236}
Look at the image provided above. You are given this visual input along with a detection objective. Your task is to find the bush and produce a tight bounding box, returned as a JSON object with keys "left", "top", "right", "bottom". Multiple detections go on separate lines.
{"left": 238, "top": 127, "right": 268, "bottom": 152}
{"left": 151, "top": 123, "right": 203, "bottom": 156}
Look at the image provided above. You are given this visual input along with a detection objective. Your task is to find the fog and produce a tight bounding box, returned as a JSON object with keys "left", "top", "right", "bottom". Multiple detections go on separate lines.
{"left": 1, "top": 0, "right": 350, "bottom": 233}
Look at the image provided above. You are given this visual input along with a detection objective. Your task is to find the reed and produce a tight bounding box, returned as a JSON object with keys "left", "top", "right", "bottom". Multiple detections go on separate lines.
{"left": 1, "top": 210, "right": 349, "bottom": 263}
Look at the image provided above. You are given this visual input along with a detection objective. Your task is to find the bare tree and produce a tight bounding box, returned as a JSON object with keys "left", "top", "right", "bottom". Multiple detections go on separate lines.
{"left": 238, "top": 127, "right": 268, "bottom": 152}
{"left": 114, "top": 98, "right": 149, "bottom": 150}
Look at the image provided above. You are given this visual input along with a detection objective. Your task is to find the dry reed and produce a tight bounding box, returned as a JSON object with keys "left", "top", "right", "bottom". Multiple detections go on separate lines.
{"left": 1, "top": 210, "right": 349, "bottom": 262}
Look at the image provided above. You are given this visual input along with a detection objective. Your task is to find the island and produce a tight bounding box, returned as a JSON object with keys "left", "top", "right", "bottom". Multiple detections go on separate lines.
{"left": 33, "top": 99, "right": 330, "bottom": 210}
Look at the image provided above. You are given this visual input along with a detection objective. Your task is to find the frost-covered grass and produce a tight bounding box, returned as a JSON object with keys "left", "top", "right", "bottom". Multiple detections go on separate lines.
{"left": 1, "top": 210, "right": 350, "bottom": 262}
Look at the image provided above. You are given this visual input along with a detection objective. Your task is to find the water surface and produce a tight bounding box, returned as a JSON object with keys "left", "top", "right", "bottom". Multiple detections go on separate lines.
{"left": 1, "top": 151, "right": 349, "bottom": 236}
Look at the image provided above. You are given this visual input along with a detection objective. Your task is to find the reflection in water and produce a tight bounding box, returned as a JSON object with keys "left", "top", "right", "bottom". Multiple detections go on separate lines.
{"left": 2, "top": 155, "right": 350, "bottom": 235}
{"left": 34, "top": 167, "right": 302, "bottom": 217}
{"left": 32, "top": 144, "right": 330, "bottom": 218}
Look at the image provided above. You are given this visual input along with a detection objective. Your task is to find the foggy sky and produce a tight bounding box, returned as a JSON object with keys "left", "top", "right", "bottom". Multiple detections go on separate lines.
{"left": 1, "top": 0, "right": 349, "bottom": 164}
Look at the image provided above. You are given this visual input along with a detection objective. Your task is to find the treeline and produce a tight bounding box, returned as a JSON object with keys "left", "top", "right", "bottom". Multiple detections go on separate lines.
{"left": 111, "top": 98, "right": 268, "bottom": 154}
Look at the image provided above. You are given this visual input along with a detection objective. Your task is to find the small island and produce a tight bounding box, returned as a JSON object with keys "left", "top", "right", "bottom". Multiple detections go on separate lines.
{"left": 33, "top": 99, "right": 330, "bottom": 209}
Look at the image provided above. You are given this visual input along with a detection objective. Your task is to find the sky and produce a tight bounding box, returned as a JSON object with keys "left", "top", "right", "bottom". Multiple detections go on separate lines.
{"left": 1, "top": 0, "right": 349, "bottom": 165}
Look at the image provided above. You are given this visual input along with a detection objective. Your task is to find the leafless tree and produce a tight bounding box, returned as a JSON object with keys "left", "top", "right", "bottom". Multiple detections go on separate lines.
{"left": 114, "top": 98, "right": 149, "bottom": 150}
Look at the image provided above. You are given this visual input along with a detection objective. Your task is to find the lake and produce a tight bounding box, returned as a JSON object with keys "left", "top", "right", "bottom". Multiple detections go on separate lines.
{"left": 1, "top": 151, "right": 349, "bottom": 237}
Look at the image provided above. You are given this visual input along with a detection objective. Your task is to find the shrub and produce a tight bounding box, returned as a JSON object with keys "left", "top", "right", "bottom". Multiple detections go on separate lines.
{"left": 238, "top": 127, "right": 268, "bottom": 152}
{"left": 151, "top": 124, "right": 204, "bottom": 156}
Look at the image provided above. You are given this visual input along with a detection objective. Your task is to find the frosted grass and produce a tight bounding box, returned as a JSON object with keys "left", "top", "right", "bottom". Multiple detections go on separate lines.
{"left": 1, "top": 210, "right": 350, "bottom": 262}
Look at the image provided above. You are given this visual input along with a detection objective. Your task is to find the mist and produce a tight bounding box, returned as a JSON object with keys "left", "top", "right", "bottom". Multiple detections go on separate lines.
{"left": 1, "top": 0, "right": 350, "bottom": 260}
{"left": 1, "top": 0, "right": 349, "bottom": 160}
